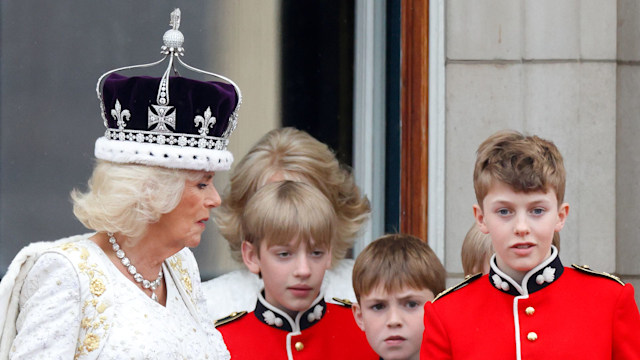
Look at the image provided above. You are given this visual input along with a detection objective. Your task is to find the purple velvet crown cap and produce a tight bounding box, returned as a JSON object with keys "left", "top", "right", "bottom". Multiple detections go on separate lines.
{"left": 102, "top": 73, "right": 238, "bottom": 137}
{"left": 95, "top": 73, "right": 240, "bottom": 172}
{"left": 94, "top": 8, "right": 241, "bottom": 172}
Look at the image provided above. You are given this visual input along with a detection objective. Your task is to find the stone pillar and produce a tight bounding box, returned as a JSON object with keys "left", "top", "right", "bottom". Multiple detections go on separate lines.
{"left": 616, "top": 0, "right": 640, "bottom": 302}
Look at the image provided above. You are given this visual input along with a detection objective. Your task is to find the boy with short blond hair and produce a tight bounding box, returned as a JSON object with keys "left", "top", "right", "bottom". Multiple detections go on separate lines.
{"left": 352, "top": 234, "right": 446, "bottom": 360}
{"left": 422, "top": 130, "right": 640, "bottom": 359}
{"left": 216, "top": 180, "right": 377, "bottom": 360}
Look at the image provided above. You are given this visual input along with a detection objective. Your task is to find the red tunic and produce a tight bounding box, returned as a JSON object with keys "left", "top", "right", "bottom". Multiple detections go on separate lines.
{"left": 421, "top": 248, "right": 640, "bottom": 360}
{"left": 218, "top": 292, "right": 378, "bottom": 360}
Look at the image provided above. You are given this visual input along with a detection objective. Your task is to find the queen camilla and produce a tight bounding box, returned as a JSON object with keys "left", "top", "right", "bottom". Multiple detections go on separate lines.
{"left": 0, "top": 9, "right": 240, "bottom": 359}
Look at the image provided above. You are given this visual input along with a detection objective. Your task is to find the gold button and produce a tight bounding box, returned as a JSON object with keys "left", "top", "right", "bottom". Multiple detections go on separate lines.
{"left": 527, "top": 332, "right": 538, "bottom": 342}
{"left": 295, "top": 342, "right": 304, "bottom": 351}
{"left": 525, "top": 307, "right": 535, "bottom": 316}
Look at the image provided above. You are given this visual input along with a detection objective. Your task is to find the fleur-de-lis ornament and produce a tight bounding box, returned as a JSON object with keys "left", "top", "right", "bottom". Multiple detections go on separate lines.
{"left": 195, "top": 107, "right": 217, "bottom": 136}
{"left": 111, "top": 100, "right": 131, "bottom": 130}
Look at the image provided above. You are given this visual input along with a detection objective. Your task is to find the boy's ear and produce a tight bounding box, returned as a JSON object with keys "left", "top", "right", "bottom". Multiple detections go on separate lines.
{"left": 241, "top": 241, "right": 261, "bottom": 275}
{"left": 473, "top": 204, "right": 490, "bottom": 234}
{"left": 351, "top": 302, "right": 366, "bottom": 331}
{"left": 554, "top": 202, "right": 570, "bottom": 232}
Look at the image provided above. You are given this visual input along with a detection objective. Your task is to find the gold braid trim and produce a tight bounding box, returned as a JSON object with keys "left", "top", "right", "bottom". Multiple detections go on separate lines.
{"left": 214, "top": 311, "right": 248, "bottom": 327}
{"left": 433, "top": 273, "right": 483, "bottom": 302}
{"left": 331, "top": 297, "right": 354, "bottom": 308}
{"left": 572, "top": 264, "right": 625, "bottom": 286}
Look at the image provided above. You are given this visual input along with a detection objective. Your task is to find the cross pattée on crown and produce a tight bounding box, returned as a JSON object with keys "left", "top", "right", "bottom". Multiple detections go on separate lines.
{"left": 148, "top": 104, "right": 176, "bottom": 133}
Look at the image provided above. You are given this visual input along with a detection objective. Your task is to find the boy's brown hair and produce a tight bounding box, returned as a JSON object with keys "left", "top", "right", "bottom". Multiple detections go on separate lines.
{"left": 241, "top": 180, "right": 336, "bottom": 255}
{"left": 352, "top": 234, "right": 446, "bottom": 302}
{"left": 474, "top": 130, "right": 566, "bottom": 208}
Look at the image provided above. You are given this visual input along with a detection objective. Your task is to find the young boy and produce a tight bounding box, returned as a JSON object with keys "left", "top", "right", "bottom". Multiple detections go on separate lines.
{"left": 421, "top": 130, "right": 640, "bottom": 359}
{"left": 216, "top": 180, "right": 377, "bottom": 359}
{"left": 352, "top": 234, "right": 446, "bottom": 360}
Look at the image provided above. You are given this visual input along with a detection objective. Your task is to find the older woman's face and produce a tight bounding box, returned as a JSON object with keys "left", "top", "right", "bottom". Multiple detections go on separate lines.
{"left": 154, "top": 172, "right": 221, "bottom": 249}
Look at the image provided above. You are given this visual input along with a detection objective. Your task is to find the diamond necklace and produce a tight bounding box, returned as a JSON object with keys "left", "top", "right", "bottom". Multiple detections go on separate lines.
{"left": 108, "top": 232, "right": 163, "bottom": 302}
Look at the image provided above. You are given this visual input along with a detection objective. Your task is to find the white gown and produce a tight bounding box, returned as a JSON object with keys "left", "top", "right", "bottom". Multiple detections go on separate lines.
{"left": 203, "top": 258, "right": 357, "bottom": 321}
{"left": 7, "top": 236, "right": 229, "bottom": 360}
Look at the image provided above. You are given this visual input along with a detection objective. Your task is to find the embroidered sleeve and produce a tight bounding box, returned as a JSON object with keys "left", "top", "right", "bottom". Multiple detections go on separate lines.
{"left": 11, "top": 253, "right": 82, "bottom": 359}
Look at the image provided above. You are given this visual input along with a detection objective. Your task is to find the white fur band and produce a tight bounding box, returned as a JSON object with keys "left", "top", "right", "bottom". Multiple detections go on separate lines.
{"left": 94, "top": 137, "right": 234, "bottom": 171}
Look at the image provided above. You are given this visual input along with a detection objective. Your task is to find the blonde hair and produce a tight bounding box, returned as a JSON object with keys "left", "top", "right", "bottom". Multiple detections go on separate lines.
{"left": 352, "top": 234, "right": 446, "bottom": 302}
{"left": 241, "top": 181, "right": 336, "bottom": 254}
{"left": 71, "top": 160, "right": 203, "bottom": 242}
{"left": 215, "top": 127, "right": 370, "bottom": 265}
{"left": 474, "top": 130, "right": 566, "bottom": 208}
{"left": 461, "top": 223, "right": 493, "bottom": 276}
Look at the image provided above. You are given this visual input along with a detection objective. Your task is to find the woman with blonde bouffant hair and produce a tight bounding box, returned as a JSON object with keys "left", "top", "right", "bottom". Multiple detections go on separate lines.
{"left": 0, "top": 11, "right": 237, "bottom": 358}
{"left": 203, "top": 127, "right": 370, "bottom": 320}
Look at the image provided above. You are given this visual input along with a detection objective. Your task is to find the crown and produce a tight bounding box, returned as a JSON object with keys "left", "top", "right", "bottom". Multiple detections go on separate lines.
{"left": 95, "top": 9, "right": 242, "bottom": 171}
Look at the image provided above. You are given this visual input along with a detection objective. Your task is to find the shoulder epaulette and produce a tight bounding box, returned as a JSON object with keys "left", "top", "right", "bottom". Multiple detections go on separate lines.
{"left": 433, "top": 272, "right": 483, "bottom": 302}
{"left": 572, "top": 264, "right": 625, "bottom": 286}
{"left": 214, "top": 310, "right": 248, "bottom": 327}
{"left": 331, "top": 297, "right": 354, "bottom": 308}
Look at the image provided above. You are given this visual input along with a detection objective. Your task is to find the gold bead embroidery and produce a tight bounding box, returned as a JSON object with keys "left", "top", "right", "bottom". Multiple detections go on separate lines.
{"left": 182, "top": 275, "right": 192, "bottom": 292}
{"left": 57, "top": 241, "right": 111, "bottom": 358}
{"left": 83, "top": 333, "right": 100, "bottom": 352}
{"left": 90, "top": 278, "right": 106, "bottom": 296}
{"left": 169, "top": 256, "right": 193, "bottom": 294}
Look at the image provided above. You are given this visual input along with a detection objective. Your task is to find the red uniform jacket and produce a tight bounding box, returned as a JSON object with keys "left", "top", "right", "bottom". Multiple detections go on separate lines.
{"left": 218, "top": 292, "right": 378, "bottom": 360}
{"left": 421, "top": 247, "right": 640, "bottom": 359}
